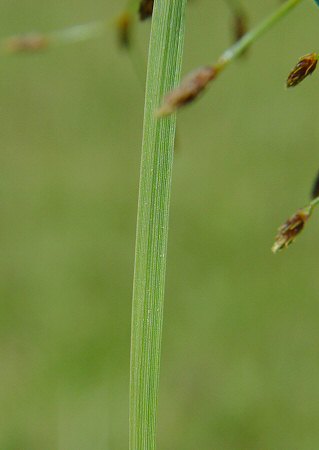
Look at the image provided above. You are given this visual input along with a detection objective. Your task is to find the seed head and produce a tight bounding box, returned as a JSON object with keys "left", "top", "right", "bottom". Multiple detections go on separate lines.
{"left": 139, "top": 0, "right": 154, "bottom": 20}
{"left": 272, "top": 206, "right": 312, "bottom": 253}
{"left": 286, "top": 53, "right": 318, "bottom": 88}
{"left": 156, "top": 66, "right": 217, "bottom": 117}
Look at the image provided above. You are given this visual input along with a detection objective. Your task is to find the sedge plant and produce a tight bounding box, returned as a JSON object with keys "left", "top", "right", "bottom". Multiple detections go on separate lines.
{"left": 3, "top": 0, "right": 319, "bottom": 448}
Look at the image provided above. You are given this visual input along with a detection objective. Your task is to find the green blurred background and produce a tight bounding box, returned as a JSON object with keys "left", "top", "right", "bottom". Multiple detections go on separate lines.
{"left": 1, "top": 1, "right": 319, "bottom": 449}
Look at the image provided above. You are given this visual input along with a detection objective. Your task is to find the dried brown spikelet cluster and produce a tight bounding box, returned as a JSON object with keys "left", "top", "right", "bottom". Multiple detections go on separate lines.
{"left": 156, "top": 66, "right": 217, "bottom": 117}
{"left": 286, "top": 53, "right": 318, "bottom": 87}
{"left": 5, "top": 33, "right": 49, "bottom": 53}
{"left": 272, "top": 207, "right": 311, "bottom": 253}
{"left": 139, "top": 0, "right": 154, "bottom": 21}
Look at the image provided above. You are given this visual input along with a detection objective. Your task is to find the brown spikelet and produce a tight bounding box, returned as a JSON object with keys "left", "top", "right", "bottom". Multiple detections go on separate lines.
{"left": 272, "top": 207, "right": 311, "bottom": 253}
{"left": 311, "top": 170, "right": 319, "bottom": 199}
{"left": 286, "top": 53, "right": 318, "bottom": 88}
{"left": 139, "top": 0, "right": 154, "bottom": 20}
{"left": 233, "top": 12, "right": 248, "bottom": 43}
{"left": 116, "top": 12, "right": 132, "bottom": 48}
{"left": 5, "top": 33, "right": 49, "bottom": 53}
{"left": 156, "top": 66, "right": 217, "bottom": 117}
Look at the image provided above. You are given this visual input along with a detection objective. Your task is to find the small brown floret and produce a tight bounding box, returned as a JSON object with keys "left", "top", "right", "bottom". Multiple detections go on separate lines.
{"left": 272, "top": 207, "right": 311, "bottom": 253}
{"left": 233, "top": 12, "right": 248, "bottom": 43}
{"left": 286, "top": 53, "right": 318, "bottom": 88}
{"left": 139, "top": 0, "right": 154, "bottom": 20}
{"left": 5, "top": 33, "right": 49, "bottom": 53}
{"left": 311, "top": 170, "right": 319, "bottom": 199}
{"left": 156, "top": 66, "right": 217, "bottom": 117}
{"left": 116, "top": 12, "right": 132, "bottom": 48}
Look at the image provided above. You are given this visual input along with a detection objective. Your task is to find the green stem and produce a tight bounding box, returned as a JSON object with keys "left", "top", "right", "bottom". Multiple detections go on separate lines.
{"left": 129, "top": 1, "right": 187, "bottom": 450}
{"left": 0, "top": 20, "right": 110, "bottom": 53}
{"left": 310, "top": 196, "right": 319, "bottom": 209}
{"left": 49, "top": 21, "right": 108, "bottom": 48}
{"left": 218, "top": 0, "right": 305, "bottom": 67}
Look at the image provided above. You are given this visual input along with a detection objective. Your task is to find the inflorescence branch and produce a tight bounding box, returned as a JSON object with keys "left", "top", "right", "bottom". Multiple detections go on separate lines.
{"left": 157, "top": 0, "right": 305, "bottom": 116}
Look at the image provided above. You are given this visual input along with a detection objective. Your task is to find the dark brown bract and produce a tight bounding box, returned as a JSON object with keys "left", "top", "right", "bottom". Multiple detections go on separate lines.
{"left": 286, "top": 53, "right": 318, "bottom": 87}
{"left": 272, "top": 207, "right": 311, "bottom": 253}
{"left": 139, "top": 0, "right": 154, "bottom": 21}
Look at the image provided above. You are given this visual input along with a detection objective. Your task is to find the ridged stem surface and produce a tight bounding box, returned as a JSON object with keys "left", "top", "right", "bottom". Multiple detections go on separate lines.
{"left": 129, "top": 1, "right": 187, "bottom": 450}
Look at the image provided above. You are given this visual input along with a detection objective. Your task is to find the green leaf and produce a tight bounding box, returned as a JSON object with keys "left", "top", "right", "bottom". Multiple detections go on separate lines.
{"left": 129, "top": 1, "right": 187, "bottom": 450}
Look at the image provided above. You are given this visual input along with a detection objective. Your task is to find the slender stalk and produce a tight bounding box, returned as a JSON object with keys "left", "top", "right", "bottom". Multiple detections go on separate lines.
{"left": 129, "top": 1, "right": 187, "bottom": 450}
{"left": 310, "top": 196, "right": 319, "bottom": 209}
{"left": 49, "top": 21, "right": 108, "bottom": 47}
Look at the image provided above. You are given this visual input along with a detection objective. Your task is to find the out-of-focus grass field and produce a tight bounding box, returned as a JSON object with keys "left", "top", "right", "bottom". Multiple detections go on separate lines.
{"left": 1, "top": 1, "right": 319, "bottom": 449}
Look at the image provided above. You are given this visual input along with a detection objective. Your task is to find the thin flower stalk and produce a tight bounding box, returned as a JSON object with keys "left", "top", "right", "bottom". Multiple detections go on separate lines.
{"left": 2, "top": 20, "right": 109, "bottom": 53}
{"left": 157, "top": 0, "right": 305, "bottom": 116}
